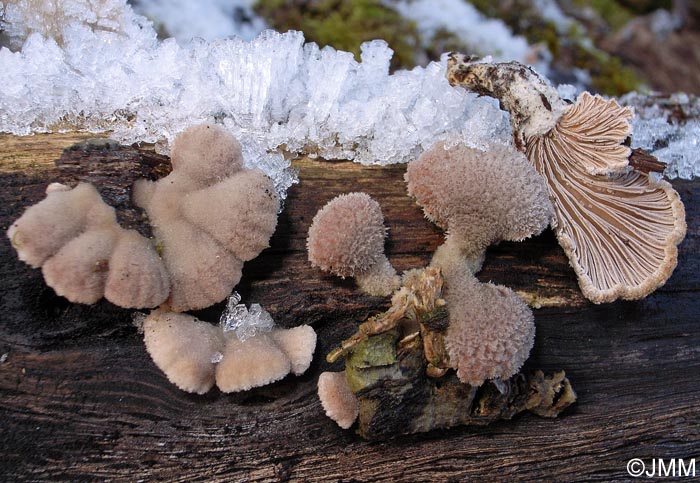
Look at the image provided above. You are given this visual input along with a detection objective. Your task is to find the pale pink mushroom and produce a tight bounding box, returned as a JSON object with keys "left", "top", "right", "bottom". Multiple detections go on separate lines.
{"left": 406, "top": 142, "right": 554, "bottom": 273}
{"left": 441, "top": 266, "right": 535, "bottom": 387}
{"left": 135, "top": 122, "right": 280, "bottom": 311}
{"left": 307, "top": 192, "right": 400, "bottom": 296}
{"left": 143, "top": 310, "right": 317, "bottom": 394}
{"left": 7, "top": 183, "right": 170, "bottom": 308}
{"left": 317, "top": 371, "right": 359, "bottom": 429}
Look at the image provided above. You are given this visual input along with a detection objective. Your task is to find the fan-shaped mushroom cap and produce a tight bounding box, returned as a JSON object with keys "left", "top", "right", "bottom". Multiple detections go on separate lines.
{"left": 307, "top": 192, "right": 399, "bottom": 296}
{"left": 105, "top": 230, "right": 170, "bottom": 308}
{"left": 443, "top": 268, "right": 535, "bottom": 387}
{"left": 268, "top": 325, "right": 317, "bottom": 375}
{"left": 182, "top": 169, "right": 279, "bottom": 261}
{"left": 406, "top": 142, "right": 554, "bottom": 261}
{"left": 526, "top": 93, "right": 687, "bottom": 303}
{"left": 42, "top": 226, "right": 121, "bottom": 304}
{"left": 215, "top": 332, "right": 291, "bottom": 393}
{"left": 158, "top": 220, "right": 244, "bottom": 312}
{"left": 7, "top": 182, "right": 115, "bottom": 267}
{"left": 317, "top": 371, "right": 359, "bottom": 429}
{"left": 170, "top": 122, "right": 244, "bottom": 186}
{"left": 143, "top": 311, "right": 226, "bottom": 395}
{"left": 446, "top": 55, "right": 687, "bottom": 303}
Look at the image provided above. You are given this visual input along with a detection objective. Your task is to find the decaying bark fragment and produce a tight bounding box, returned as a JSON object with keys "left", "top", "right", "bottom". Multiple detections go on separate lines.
{"left": 329, "top": 268, "right": 576, "bottom": 440}
{"left": 343, "top": 328, "right": 575, "bottom": 440}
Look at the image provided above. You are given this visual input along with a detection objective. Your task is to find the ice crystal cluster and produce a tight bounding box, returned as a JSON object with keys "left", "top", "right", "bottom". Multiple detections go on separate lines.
{"left": 0, "top": 0, "right": 512, "bottom": 200}
{"left": 0, "top": 0, "right": 697, "bottom": 186}
{"left": 219, "top": 292, "right": 275, "bottom": 341}
{"left": 621, "top": 92, "right": 700, "bottom": 179}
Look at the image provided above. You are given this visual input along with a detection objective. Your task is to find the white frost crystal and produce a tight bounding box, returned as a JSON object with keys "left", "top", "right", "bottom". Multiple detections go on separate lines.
{"left": 219, "top": 292, "right": 275, "bottom": 341}
{"left": 0, "top": 0, "right": 512, "bottom": 198}
{"left": 1, "top": 0, "right": 695, "bottom": 186}
{"left": 621, "top": 92, "right": 700, "bottom": 179}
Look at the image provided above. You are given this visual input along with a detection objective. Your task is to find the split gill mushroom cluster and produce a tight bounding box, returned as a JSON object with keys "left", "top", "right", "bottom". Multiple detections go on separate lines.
{"left": 7, "top": 122, "right": 317, "bottom": 394}
{"left": 446, "top": 54, "right": 687, "bottom": 304}
{"left": 309, "top": 141, "right": 564, "bottom": 429}
{"left": 5, "top": 53, "right": 688, "bottom": 437}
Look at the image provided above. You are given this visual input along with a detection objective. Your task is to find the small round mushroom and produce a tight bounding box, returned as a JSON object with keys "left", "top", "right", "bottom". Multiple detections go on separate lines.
{"left": 169, "top": 122, "right": 244, "bottom": 187}
{"left": 406, "top": 142, "right": 554, "bottom": 270}
{"left": 268, "top": 325, "right": 318, "bottom": 375}
{"left": 317, "top": 371, "right": 359, "bottom": 429}
{"left": 442, "top": 269, "right": 535, "bottom": 387}
{"left": 307, "top": 192, "right": 400, "bottom": 297}
{"left": 143, "top": 311, "right": 226, "bottom": 395}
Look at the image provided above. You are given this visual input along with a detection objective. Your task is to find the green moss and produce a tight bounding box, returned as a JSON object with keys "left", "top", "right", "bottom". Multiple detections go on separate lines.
{"left": 573, "top": 0, "right": 635, "bottom": 31}
{"left": 581, "top": 49, "right": 643, "bottom": 96}
{"left": 254, "top": 0, "right": 421, "bottom": 69}
{"left": 467, "top": 0, "right": 645, "bottom": 95}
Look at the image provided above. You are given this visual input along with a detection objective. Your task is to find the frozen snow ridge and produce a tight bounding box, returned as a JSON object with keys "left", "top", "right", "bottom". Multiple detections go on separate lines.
{"left": 0, "top": 0, "right": 696, "bottom": 185}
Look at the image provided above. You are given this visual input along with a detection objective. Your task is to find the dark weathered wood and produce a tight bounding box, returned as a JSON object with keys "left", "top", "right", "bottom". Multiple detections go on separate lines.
{"left": 1, "top": 133, "right": 699, "bottom": 482}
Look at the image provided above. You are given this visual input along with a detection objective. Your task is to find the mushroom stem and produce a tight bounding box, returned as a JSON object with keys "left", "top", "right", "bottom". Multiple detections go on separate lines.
{"left": 430, "top": 237, "right": 485, "bottom": 277}
{"left": 355, "top": 254, "right": 400, "bottom": 297}
{"left": 446, "top": 53, "right": 568, "bottom": 149}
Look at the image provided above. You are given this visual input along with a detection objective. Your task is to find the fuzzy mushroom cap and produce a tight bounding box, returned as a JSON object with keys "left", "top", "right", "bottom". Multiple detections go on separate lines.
{"left": 170, "top": 122, "right": 244, "bottom": 187}
{"left": 8, "top": 182, "right": 170, "bottom": 308}
{"left": 268, "top": 325, "right": 318, "bottom": 375}
{"left": 406, "top": 143, "right": 554, "bottom": 257}
{"left": 135, "top": 124, "right": 279, "bottom": 311}
{"left": 7, "top": 183, "right": 115, "bottom": 268}
{"left": 143, "top": 311, "right": 225, "bottom": 395}
{"left": 307, "top": 192, "right": 388, "bottom": 278}
{"left": 215, "top": 332, "right": 291, "bottom": 393}
{"left": 443, "top": 269, "right": 535, "bottom": 387}
{"left": 182, "top": 169, "right": 279, "bottom": 262}
{"left": 317, "top": 371, "right": 359, "bottom": 429}
{"left": 105, "top": 230, "right": 170, "bottom": 309}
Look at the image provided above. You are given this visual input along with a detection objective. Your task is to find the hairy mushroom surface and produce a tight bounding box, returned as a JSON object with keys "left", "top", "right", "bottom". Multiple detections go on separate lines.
{"left": 134, "top": 122, "right": 280, "bottom": 311}
{"left": 442, "top": 268, "right": 535, "bottom": 387}
{"left": 8, "top": 183, "right": 170, "bottom": 308}
{"left": 143, "top": 310, "right": 225, "bottom": 394}
{"left": 307, "top": 192, "right": 400, "bottom": 296}
{"left": 406, "top": 142, "right": 553, "bottom": 271}
{"left": 143, "top": 310, "right": 317, "bottom": 394}
{"left": 317, "top": 371, "right": 359, "bottom": 429}
{"left": 447, "top": 54, "right": 687, "bottom": 303}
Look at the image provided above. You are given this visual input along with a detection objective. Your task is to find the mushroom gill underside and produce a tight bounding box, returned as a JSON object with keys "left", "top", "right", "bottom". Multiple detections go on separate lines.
{"left": 526, "top": 94, "right": 687, "bottom": 303}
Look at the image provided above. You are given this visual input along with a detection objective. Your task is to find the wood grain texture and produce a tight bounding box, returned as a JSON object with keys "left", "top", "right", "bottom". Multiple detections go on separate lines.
{"left": 0, "top": 133, "right": 698, "bottom": 482}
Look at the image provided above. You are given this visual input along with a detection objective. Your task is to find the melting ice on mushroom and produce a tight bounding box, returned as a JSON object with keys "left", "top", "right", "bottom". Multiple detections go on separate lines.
{"left": 446, "top": 54, "right": 687, "bottom": 304}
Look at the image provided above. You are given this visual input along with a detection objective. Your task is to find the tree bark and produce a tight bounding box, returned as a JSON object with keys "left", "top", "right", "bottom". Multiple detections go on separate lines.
{"left": 0, "top": 133, "right": 698, "bottom": 482}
